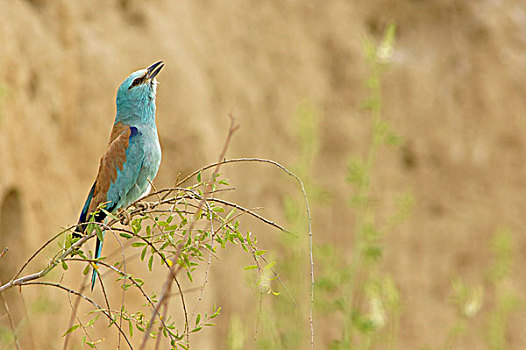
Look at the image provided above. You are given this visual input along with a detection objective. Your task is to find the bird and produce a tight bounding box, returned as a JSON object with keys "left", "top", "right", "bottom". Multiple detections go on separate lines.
{"left": 74, "top": 61, "right": 164, "bottom": 290}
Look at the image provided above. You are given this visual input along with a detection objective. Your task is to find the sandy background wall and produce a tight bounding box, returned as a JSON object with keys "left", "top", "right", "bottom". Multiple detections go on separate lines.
{"left": 1, "top": 0, "right": 526, "bottom": 348}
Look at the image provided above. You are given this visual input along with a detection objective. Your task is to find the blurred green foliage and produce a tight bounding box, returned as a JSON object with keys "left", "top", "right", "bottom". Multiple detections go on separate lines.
{"left": 226, "top": 23, "right": 523, "bottom": 350}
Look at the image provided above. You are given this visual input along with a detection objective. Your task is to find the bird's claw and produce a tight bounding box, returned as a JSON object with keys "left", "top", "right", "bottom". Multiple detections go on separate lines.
{"left": 120, "top": 210, "right": 131, "bottom": 226}
{"left": 135, "top": 202, "right": 152, "bottom": 211}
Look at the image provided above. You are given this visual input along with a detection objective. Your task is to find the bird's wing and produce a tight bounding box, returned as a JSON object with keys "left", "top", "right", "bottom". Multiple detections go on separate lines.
{"left": 78, "top": 124, "right": 144, "bottom": 224}
{"left": 76, "top": 123, "right": 144, "bottom": 290}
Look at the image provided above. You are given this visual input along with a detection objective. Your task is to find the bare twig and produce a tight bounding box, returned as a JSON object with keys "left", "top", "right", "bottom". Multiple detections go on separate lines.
{"left": 0, "top": 232, "right": 95, "bottom": 293}
{"left": 0, "top": 248, "right": 7, "bottom": 260}
{"left": 155, "top": 301, "right": 169, "bottom": 350}
{"left": 20, "top": 281, "right": 134, "bottom": 349}
{"left": 207, "top": 197, "right": 287, "bottom": 232}
{"left": 138, "top": 197, "right": 213, "bottom": 349}
{"left": 17, "top": 288, "right": 36, "bottom": 349}
{"left": 65, "top": 289, "right": 96, "bottom": 349}
{"left": 11, "top": 226, "right": 75, "bottom": 281}
{"left": 101, "top": 221, "right": 190, "bottom": 344}
{"left": 1, "top": 286, "right": 19, "bottom": 350}
{"left": 108, "top": 226, "right": 128, "bottom": 350}
{"left": 140, "top": 115, "right": 239, "bottom": 349}
{"left": 63, "top": 274, "right": 89, "bottom": 350}
{"left": 215, "top": 113, "right": 240, "bottom": 174}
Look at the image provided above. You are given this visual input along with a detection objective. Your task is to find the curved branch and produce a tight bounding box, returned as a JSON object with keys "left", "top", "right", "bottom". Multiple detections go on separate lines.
{"left": 20, "top": 281, "right": 134, "bottom": 350}
{"left": 0, "top": 232, "right": 95, "bottom": 293}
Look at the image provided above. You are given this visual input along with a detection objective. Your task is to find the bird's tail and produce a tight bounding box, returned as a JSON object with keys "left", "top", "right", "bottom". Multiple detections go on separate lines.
{"left": 75, "top": 183, "right": 110, "bottom": 290}
{"left": 91, "top": 233, "right": 104, "bottom": 290}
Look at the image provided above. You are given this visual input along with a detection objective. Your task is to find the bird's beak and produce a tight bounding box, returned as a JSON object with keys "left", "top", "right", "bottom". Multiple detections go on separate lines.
{"left": 146, "top": 61, "right": 164, "bottom": 80}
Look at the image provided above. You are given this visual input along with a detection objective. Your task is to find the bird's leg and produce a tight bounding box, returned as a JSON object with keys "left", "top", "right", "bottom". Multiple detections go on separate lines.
{"left": 120, "top": 209, "right": 131, "bottom": 226}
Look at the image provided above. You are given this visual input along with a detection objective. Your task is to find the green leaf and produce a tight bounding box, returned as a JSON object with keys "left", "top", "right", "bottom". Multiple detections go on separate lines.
{"left": 264, "top": 261, "right": 276, "bottom": 270}
{"left": 129, "top": 320, "right": 133, "bottom": 337}
{"left": 86, "top": 315, "right": 99, "bottom": 327}
{"left": 195, "top": 313, "right": 201, "bottom": 326}
{"left": 197, "top": 172, "right": 202, "bottom": 182}
{"left": 225, "top": 209, "right": 236, "bottom": 221}
{"left": 244, "top": 265, "right": 258, "bottom": 271}
{"left": 100, "top": 208, "right": 119, "bottom": 220}
{"left": 135, "top": 277, "right": 144, "bottom": 286}
{"left": 148, "top": 255, "right": 154, "bottom": 271}
{"left": 119, "top": 232, "right": 132, "bottom": 239}
{"left": 61, "top": 260, "right": 68, "bottom": 270}
{"left": 132, "top": 242, "right": 147, "bottom": 247}
{"left": 64, "top": 234, "right": 71, "bottom": 249}
{"left": 94, "top": 225, "right": 104, "bottom": 243}
{"left": 62, "top": 324, "right": 80, "bottom": 337}
{"left": 191, "top": 326, "right": 202, "bottom": 333}
{"left": 210, "top": 306, "right": 221, "bottom": 319}
{"left": 131, "top": 218, "right": 143, "bottom": 234}
{"left": 83, "top": 265, "right": 90, "bottom": 275}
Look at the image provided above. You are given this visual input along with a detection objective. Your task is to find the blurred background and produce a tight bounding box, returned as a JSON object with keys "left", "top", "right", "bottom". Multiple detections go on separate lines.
{"left": 1, "top": 0, "right": 526, "bottom": 349}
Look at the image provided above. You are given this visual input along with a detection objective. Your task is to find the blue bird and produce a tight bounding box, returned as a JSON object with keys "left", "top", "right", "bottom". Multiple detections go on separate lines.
{"left": 74, "top": 61, "right": 164, "bottom": 290}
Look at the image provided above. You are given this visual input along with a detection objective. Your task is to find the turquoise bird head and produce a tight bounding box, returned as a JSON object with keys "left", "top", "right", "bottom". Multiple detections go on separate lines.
{"left": 115, "top": 61, "right": 164, "bottom": 124}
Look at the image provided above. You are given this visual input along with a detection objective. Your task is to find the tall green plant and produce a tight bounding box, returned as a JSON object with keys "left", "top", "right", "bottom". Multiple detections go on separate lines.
{"left": 238, "top": 24, "right": 412, "bottom": 350}
{"left": 233, "top": 103, "right": 320, "bottom": 350}
{"left": 316, "top": 24, "right": 412, "bottom": 350}
{"left": 485, "top": 228, "right": 519, "bottom": 350}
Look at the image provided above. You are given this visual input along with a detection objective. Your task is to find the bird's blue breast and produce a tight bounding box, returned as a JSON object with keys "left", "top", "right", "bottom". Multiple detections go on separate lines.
{"left": 108, "top": 124, "right": 161, "bottom": 210}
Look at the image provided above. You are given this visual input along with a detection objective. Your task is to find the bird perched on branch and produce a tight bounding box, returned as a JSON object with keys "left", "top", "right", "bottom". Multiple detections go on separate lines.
{"left": 74, "top": 61, "right": 164, "bottom": 290}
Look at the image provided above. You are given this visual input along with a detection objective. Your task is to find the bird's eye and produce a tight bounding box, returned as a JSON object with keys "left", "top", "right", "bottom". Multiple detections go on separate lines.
{"left": 128, "top": 78, "right": 143, "bottom": 89}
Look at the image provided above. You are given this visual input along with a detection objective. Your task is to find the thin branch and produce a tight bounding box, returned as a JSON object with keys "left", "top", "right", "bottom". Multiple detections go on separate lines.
{"left": 208, "top": 197, "right": 287, "bottom": 233}
{"left": 11, "top": 226, "right": 75, "bottom": 281}
{"left": 17, "top": 288, "right": 36, "bottom": 349}
{"left": 0, "top": 232, "right": 95, "bottom": 293}
{"left": 63, "top": 274, "right": 89, "bottom": 350}
{"left": 0, "top": 248, "right": 7, "bottom": 260}
{"left": 64, "top": 257, "right": 178, "bottom": 344}
{"left": 1, "top": 287, "right": 19, "bottom": 350}
{"left": 214, "top": 113, "right": 240, "bottom": 175}
{"left": 65, "top": 290, "right": 96, "bottom": 349}
{"left": 155, "top": 301, "right": 169, "bottom": 350}
{"left": 101, "top": 221, "right": 190, "bottom": 342}
{"left": 20, "top": 282, "right": 134, "bottom": 350}
{"left": 140, "top": 114, "right": 239, "bottom": 349}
